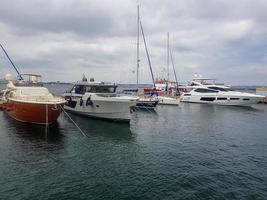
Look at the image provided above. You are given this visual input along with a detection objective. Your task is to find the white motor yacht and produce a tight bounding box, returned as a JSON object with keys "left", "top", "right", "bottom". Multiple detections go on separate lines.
{"left": 63, "top": 79, "right": 139, "bottom": 122}
{"left": 181, "top": 84, "right": 264, "bottom": 106}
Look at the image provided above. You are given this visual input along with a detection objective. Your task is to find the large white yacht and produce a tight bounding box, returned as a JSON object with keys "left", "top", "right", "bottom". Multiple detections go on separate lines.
{"left": 63, "top": 78, "right": 139, "bottom": 122}
{"left": 181, "top": 78, "right": 264, "bottom": 106}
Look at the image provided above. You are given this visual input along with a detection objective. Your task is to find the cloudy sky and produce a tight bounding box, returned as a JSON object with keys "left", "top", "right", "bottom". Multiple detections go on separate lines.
{"left": 0, "top": 0, "right": 267, "bottom": 85}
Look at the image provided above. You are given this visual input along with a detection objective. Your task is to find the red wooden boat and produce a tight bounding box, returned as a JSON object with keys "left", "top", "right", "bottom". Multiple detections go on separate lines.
{"left": 3, "top": 74, "right": 65, "bottom": 125}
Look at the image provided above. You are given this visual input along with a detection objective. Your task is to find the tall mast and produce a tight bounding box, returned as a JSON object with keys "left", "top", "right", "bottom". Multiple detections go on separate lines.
{"left": 0, "top": 43, "right": 23, "bottom": 80}
{"left": 167, "top": 32, "right": 170, "bottom": 82}
{"left": 136, "top": 5, "right": 140, "bottom": 85}
{"left": 139, "top": 20, "right": 156, "bottom": 88}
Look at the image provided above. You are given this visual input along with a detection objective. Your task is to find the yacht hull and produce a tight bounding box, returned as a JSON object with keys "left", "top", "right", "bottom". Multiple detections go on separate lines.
{"left": 180, "top": 94, "right": 263, "bottom": 106}
{"left": 4, "top": 99, "right": 64, "bottom": 125}
{"left": 64, "top": 95, "right": 138, "bottom": 122}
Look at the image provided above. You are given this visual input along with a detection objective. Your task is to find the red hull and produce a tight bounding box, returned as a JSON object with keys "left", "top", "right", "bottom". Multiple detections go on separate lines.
{"left": 4, "top": 99, "right": 64, "bottom": 125}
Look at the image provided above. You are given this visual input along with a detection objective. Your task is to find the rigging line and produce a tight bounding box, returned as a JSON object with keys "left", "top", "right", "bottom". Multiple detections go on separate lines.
{"left": 169, "top": 48, "right": 180, "bottom": 95}
{"left": 136, "top": 5, "right": 140, "bottom": 86}
{"left": 60, "top": 105, "right": 87, "bottom": 137}
{"left": 167, "top": 32, "right": 170, "bottom": 82}
{"left": 0, "top": 43, "right": 23, "bottom": 80}
{"left": 139, "top": 19, "right": 156, "bottom": 88}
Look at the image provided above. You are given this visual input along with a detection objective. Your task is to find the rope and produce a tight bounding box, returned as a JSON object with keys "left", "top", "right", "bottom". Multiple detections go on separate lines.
{"left": 60, "top": 105, "right": 87, "bottom": 137}
{"left": 0, "top": 43, "right": 23, "bottom": 80}
{"left": 45, "top": 104, "right": 48, "bottom": 136}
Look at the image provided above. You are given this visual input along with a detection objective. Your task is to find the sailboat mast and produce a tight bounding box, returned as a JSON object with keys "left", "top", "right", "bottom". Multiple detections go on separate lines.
{"left": 167, "top": 32, "right": 170, "bottom": 82}
{"left": 0, "top": 43, "right": 23, "bottom": 80}
{"left": 139, "top": 20, "right": 156, "bottom": 88}
{"left": 136, "top": 5, "right": 140, "bottom": 85}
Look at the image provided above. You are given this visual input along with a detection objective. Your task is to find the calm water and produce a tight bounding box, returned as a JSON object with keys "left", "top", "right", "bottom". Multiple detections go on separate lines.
{"left": 0, "top": 84, "right": 267, "bottom": 199}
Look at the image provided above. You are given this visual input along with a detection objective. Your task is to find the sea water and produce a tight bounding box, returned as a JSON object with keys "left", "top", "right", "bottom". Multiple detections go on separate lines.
{"left": 0, "top": 83, "right": 267, "bottom": 199}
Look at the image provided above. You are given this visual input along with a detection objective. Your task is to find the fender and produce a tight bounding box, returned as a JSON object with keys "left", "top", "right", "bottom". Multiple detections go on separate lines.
{"left": 86, "top": 95, "right": 93, "bottom": 106}
{"left": 79, "top": 98, "right": 83, "bottom": 106}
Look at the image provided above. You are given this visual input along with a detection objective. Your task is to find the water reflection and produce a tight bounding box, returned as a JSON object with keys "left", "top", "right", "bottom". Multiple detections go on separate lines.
{"left": 2, "top": 112, "right": 64, "bottom": 143}
{"left": 180, "top": 102, "right": 262, "bottom": 113}
{"left": 62, "top": 113, "right": 135, "bottom": 142}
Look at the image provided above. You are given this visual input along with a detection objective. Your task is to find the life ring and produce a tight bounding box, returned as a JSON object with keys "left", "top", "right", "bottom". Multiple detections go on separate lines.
{"left": 86, "top": 96, "right": 93, "bottom": 106}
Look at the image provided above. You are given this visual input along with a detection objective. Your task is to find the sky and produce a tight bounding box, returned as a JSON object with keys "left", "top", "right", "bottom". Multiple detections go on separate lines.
{"left": 0, "top": 0, "right": 267, "bottom": 85}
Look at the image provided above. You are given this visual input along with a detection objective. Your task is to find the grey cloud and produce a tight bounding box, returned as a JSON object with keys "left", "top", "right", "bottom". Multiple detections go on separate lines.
{"left": 1, "top": 0, "right": 267, "bottom": 84}
{"left": 0, "top": 0, "right": 136, "bottom": 37}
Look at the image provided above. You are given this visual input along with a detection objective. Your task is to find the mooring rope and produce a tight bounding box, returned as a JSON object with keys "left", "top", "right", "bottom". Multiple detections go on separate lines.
{"left": 60, "top": 104, "right": 87, "bottom": 137}
{"left": 45, "top": 104, "right": 48, "bottom": 136}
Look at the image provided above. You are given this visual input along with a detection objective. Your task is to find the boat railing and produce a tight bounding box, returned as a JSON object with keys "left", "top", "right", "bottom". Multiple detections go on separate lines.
{"left": 14, "top": 82, "right": 43, "bottom": 87}
{"left": 95, "top": 93, "right": 117, "bottom": 98}
{"left": 10, "top": 95, "right": 64, "bottom": 103}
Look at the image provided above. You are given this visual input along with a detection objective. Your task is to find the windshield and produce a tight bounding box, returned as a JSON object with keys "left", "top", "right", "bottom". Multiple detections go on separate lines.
{"left": 70, "top": 85, "right": 117, "bottom": 94}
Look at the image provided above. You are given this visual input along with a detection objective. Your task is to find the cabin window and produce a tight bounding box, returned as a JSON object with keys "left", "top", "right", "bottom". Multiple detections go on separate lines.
{"left": 230, "top": 98, "right": 240, "bottom": 100}
{"left": 207, "top": 87, "right": 235, "bottom": 92}
{"left": 96, "top": 86, "right": 117, "bottom": 93}
{"left": 243, "top": 98, "right": 250, "bottom": 101}
{"left": 194, "top": 88, "right": 218, "bottom": 93}
{"left": 200, "top": 97, "right": 216, "bottom": 101}
{"left": 85, "top": 86, "right": 96, "bottom": 93}
{"left": 217, "top": 97, "right": 227, "bottom": 100}
{"left": 190, "top": 82, "right": 199, "bottom": 86}
{"left": 208, "top": 87, "right": 227, "bottom": 91}
{"left": 85, "top": 86, "right": 117, "bottom": 93}
{"left": 73, "top": 85, "right": 86, "bottom": 94}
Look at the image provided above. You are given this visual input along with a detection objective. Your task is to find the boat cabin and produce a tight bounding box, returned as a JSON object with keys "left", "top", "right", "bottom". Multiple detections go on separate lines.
{"left": 68, "top": 82, "right": 118, "bottom": 95}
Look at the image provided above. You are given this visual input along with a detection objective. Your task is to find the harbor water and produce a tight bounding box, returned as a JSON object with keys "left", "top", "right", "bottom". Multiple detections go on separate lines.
{"left": 0, "top": 84, "right": 267, "bottom": 199}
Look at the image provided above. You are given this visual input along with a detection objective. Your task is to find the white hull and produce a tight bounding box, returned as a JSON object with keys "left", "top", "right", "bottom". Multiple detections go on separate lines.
{"left": 181, "top": 92, "right": 264, "bottom": 106}
{"left": 157, "top": 96, "right": 180, "bottom": 105}
{"left": 64, "top": 108, "right": 133, "bottom": 122}
{"left": 64, "top": 94, "right": 138, "bottom": 122}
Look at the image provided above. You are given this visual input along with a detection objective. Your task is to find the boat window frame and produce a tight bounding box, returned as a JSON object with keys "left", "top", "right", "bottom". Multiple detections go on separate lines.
{"left": 200, "top": 97, "right": 216, "bottom": 101}
{"left": 194, "top": 88, "right": 218, "bottom": 93}
{"left": 207, "top": 86, "right": 228, "bottom": 91}
{"left": 217, "top": 97, "right": 227, "bottom": 100}
{"left": 230, "top": 97, "right": 240, "bottom": 100}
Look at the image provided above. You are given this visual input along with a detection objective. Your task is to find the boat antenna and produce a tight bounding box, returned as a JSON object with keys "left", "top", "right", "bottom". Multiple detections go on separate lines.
{"left": 170, "top": 48, "right": 180, "bottom": 95}
{"left": 139, "top": 19, "right": 156, "bottom": 88}
{"left": 0, "top": 43, "right": 23, "bottom": 80}
{"left": 136, "top": 5, "right": 140, "bottom": 86}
